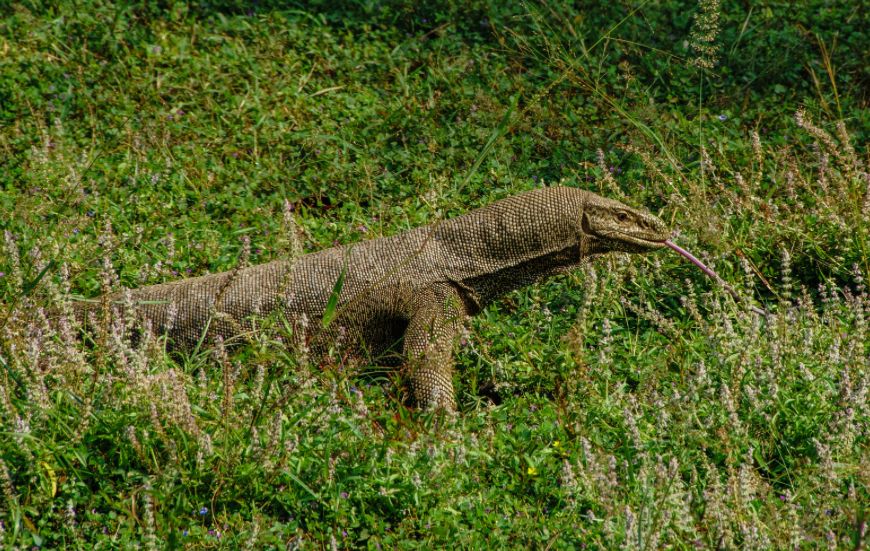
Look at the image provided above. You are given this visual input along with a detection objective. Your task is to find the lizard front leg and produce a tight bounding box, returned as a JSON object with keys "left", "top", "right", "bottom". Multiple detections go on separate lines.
{"left": 403, "top": 283, "right": 468, "bottom": 411}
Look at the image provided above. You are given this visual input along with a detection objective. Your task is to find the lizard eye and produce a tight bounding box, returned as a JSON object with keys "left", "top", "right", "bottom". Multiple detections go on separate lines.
{"left": 617, "top": 212, "right": 628, "bottom": 222}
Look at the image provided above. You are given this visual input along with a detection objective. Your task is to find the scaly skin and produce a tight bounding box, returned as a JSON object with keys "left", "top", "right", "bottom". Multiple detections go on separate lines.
{"left": 75, "top": 186, "right": 670, "bottom": 410}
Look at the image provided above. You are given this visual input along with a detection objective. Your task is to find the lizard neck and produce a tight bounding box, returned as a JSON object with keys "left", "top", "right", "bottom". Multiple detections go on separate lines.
{"left": 458, "top": 243, "right": 584, "bottom": 309}
{"left": 433, "top": 186, "right": 590, "bottom": 305}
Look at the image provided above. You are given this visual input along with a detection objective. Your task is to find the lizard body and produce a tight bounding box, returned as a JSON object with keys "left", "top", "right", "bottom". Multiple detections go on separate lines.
{"left": 77, "top": 186, "right": 669, "bottom": 410}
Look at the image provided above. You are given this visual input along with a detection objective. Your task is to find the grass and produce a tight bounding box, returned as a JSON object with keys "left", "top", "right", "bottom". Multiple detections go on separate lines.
{"left": 1, "top": 0, "right": 868, "bottom": 548}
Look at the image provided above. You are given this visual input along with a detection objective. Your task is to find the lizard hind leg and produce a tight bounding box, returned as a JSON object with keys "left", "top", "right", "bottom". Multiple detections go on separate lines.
{"left": 403, "top": 284, "right": 468, "bottom": 412}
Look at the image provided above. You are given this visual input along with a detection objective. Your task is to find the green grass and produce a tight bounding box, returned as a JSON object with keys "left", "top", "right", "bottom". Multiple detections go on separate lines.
{"left": 1, "top": 0, "right": 867, "bottom": 548}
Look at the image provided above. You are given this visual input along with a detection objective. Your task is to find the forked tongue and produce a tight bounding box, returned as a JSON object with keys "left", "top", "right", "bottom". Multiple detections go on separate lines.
{"left": 664, "top": 240, "right": 767, "bottom": 316}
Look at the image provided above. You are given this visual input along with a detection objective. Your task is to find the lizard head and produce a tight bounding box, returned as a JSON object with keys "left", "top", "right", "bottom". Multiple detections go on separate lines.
{"left": 580, "top": 195, "right": 670, "bottom": 254}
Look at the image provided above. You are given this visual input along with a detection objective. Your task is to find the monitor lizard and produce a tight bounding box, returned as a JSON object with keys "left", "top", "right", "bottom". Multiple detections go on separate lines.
{"left": 74, "top": 186, "right": 670, "bottom": 411}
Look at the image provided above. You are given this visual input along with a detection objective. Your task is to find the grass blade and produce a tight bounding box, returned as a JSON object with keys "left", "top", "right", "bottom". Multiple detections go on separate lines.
{"left": 460, "top": 94, "right": 518, "bottom": 190}
{"left": 321, "top": 250, "right": 350, "bottom": 328}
